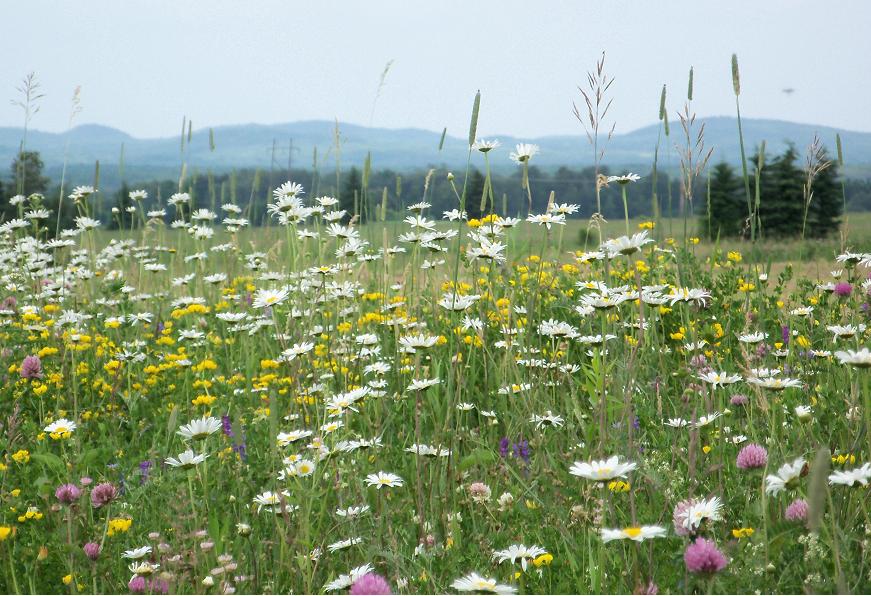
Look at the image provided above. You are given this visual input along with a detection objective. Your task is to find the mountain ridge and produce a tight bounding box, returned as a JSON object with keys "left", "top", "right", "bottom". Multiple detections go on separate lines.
{"left": 2, "top": 117, "right": 870, "bottom": 189}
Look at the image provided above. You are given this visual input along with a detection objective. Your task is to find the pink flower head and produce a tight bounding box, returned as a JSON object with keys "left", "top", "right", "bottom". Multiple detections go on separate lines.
{"left": 350, "top": 573, "right": 392, "bottom": 595}
{"left": 736, "top": 443, "right": 768, "bottom": 469}
{"left": 684, "top": 537, "right": 728, "bottom": 574}
{"left": 834, "top": 282, "right": 853, "bottom": 297}
{"left": 90, "top": 482, "right": 118, "bottom": 508}
{"left": 729, "top": 394, "right": 749, "bottom": 406}
{"left": 128, "top": 576, "right": 147, "bottom": 594}
{"left": 83, "top": 542, "right": 101, "bottom": 561}
{"left": 55, "top": 483, "right": 82, "bottom": 504}
{"left": 785, "top": 498, "right": 809, "bottom": 522}
{"left": 20, "top": 355, "right": 42, "bottom": 380}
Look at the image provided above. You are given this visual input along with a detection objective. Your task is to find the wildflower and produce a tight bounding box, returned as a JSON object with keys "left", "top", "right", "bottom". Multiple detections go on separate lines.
{"left": 683, "top": 496, "right": 724, "bottom": 531}
{"left": 607, "top": 173, "right": 642, "bottom": 185}
{"left": 601, "top": 526, "right": 667, "bottom": 543}
{"left": 122, "top": 546, "right": 152, "bottom": 559}
{"left": 601, "top": 231, "right": 654, "bottom": 257}
{"left": 828, "top": 463, "right": 871, "bottom": 487}
{"left": 90, "top": 483, "right": 118, "bottom": 508}
{"left": 55, "top": 483, "right": 82, "bottom": 504}
{"left": 570, "top": 456, "right": 637, "bottom": 482}
{"left": 784, "top": 499, "right": 809, "bottom": 522}
{"left": 472, "top": 139, "right": 501, "bottom": 153}
{"left": 365, "top": 472, "right": 404, "bottom": 489}
{"left": 468, "top": 482, "right": 492, "bottom": 503}
{"left": 835, "top": 348, "right": 871, "bottom": 367}
{"left": 451, "top": 572, "right": 516, "bottom": 594}
{"left": 20, "top": 355, "right": 42, "bottom": 379}
{"left": 697, "top": 371, "right": 742, "bottom": 388}
{"left": 492, "top": 544, "right": 548, "bottom": 571}
{"left": 684, "top": 538, "right": 728, "bottom": 574}
{"left": 252, "top": 288, "right": 289, "bottom": 308}
{"left": 350, "top": 573, "right": 392, "bottom": 595}
{"left": 736, "top": 444, "right": 768, "bottom": 469}
{"left": 765, "top": 458, "right": 806, "bottom": 494}
{"left": 165, "top": 449, "right": 209, "bottom": 469}
{"left": 44, "top": 418, "right": 77, "bottom": 439}
{"left": 834, "top": 282, "right": 853, "bottom": 297}
{"left": 509, "top": 143, "right": 539, "bottom": 164}
{"left": 177, "top": 416, "right": 222, "bottom": 441}
{"left": 83, "top": 542, "right": 101, "bottom": 560}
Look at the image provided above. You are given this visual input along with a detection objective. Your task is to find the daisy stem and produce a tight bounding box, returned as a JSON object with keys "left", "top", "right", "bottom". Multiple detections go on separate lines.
{"left": 621, "top": 186, "right": 630, "bottom": 236}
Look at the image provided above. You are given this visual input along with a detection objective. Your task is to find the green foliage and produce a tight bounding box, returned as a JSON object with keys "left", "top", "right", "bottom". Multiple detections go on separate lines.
{"left": 705, "top": 146, "right": 842, "bottom": 238}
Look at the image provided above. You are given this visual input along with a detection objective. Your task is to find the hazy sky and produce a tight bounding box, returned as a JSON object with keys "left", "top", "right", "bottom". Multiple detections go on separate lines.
{"left": 2, "top": 1, "right": 869, "bottom": 139}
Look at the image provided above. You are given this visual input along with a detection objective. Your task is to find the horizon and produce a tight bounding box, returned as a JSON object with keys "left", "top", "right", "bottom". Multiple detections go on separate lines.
{"left": 5, "top": 113, "right": 869, "bottom": 142}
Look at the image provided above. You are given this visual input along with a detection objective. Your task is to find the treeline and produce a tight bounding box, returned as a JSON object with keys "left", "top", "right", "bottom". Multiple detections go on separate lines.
{"left": 700, "top": 146, "right": 842, "bottom": 239}
{"left": 3, "top": 150, "right": 871, "bottom": 235}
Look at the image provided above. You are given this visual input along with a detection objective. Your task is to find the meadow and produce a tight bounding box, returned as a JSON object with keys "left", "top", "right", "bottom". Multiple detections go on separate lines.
{"left": 4, "top": 64, "right": 871, "bottom": 596}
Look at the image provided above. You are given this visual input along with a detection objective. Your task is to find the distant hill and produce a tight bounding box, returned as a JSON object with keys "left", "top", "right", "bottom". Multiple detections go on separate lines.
{"left": 1, "top": 117, "right": 870, "bottom": 189}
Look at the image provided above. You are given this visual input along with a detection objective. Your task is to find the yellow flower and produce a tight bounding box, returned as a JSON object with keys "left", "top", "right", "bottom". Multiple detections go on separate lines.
{"left": 702, "top": 445, "right": 712, "bottom": 454}
{"left": 727, "top": 251, "right": 742, "bottom": 263}
{"left": 533, "top": 553, "right": 554, "bottom": 567}
{"left": 0, "top": 526, "right": 13, "bottom": 541}
{"left": 608, "top": 480, "right": 631, "bottom": 492}
{"left": 107, "top": 517, "right": 133, "bottom": 536}
{"left": 11, "top": 449, "right": 30, "bottom": 464}
{"left": 62, "top": 574, "right": 73, "bottom": 585}
{"left": 732, "top": 527, "right": 754, "bottom": 539}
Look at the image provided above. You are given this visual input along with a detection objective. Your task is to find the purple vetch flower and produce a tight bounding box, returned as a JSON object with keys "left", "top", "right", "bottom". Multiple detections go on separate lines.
{"left": 20, "top": 355, "right": 43, "bottom": 380}
{"left": 834, "top": 282, "right": 853, "bottom": 297}
{"left": 350, "top": 573, "right": 392, "bottom": 595}
{"left": 83, "top": 542, "right": 101, "bottom": 561}
{"left": 513, "top": 440, "right": 530, "bottom": 463}
{"left": 55, "top": 483, "right": 82, "bottom": 504}
{"left": 90, "top": 482, "right": 118, "bottom": 509}
{"left": 785, "top": 498, "right": 809, "bottom": 522}
{"left": 634, "top": 580, "right": 659, "bottom": 595}
{"left": 736, "top": 443, "right": 768, "bottom": 469}
{"left": 222, "top": 415, "right": 234, "bottom": 438}
{"left": 684, "top": 537, "right": 728, "bottom": 574}
{"left": 498, "top": 437, "right": 510, "bottom": 458}
{"left": 781, "top": 326, "right": 790, "bottom": 345}
{"left": 139, "top": 461, "right": 152, "bottom": 484}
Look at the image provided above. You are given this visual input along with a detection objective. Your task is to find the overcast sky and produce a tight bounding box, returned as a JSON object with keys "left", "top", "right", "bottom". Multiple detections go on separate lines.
{"left": 2, "top": 1, "right": 869, "bottom": 139}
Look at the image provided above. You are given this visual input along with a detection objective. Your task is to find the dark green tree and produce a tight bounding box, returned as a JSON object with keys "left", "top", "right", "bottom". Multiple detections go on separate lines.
{"left": 805, "top": 149, "right": 841, "bottom": 238}
{"left": 10, "top": 151, "right": 50, "bottom": 196}
{"left": 465, "top": 168, "right": 486, "bottom": 220}
{"left": 340, "top": 167, "right": 361, "bottom": 222}
{"left": 754, "top": 146, "right": 804, "bottom": 238}
{"left": 704, "top": 162, "right": 745, "bottom": 238}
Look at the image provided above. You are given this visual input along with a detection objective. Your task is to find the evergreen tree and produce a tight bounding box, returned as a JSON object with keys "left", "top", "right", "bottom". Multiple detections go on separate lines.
{"left": 754, "top": 146, "right": 804, "bottom": 238}
{"left": 10, "top": 151, "right": 50, "bottom": 196}
{"left": 806, "top": 148, "right": 841, "bottom": 238}
{"left": 340, "top": 167, "right": 361, "bottom": 222}
{"left": 704, "top": 162, "right": 744, "bottom": 238}
{"left": 465, "top": 168, "right": 486, "bottom": 220}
